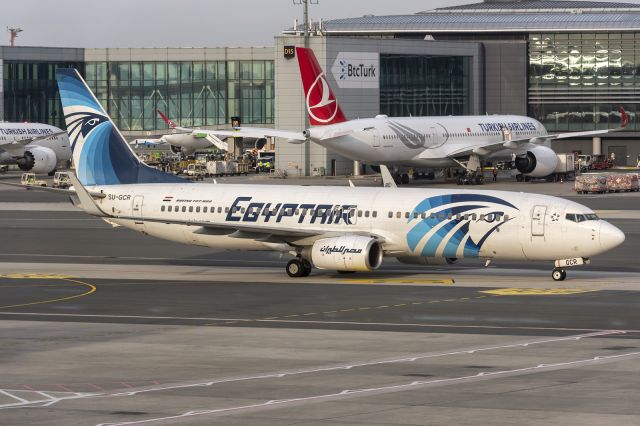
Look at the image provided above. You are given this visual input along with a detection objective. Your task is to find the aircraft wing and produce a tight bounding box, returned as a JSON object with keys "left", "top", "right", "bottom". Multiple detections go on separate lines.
{"left": 443, "top": 123, "right": 628, "bottom": 160}
{"left": 0, "top": 179, "right": 106, "bottom": 198}
{"left": 0, "top": 131, "right": 67, "bottom": 152}
{"left": 129, "top": 138, "right": 165, "bottom": 147}
{"left": 0, "top": 130, "right": 67, "bottom": 148}
{"left": 156, "top": 109, "right": 306, "bottom": 141}
{"left": 192, "top": 127, "right": 307, "bottom": 141}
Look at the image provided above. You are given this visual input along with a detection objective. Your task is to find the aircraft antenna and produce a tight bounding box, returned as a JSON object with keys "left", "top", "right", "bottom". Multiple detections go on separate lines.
{"left": 7, "top": 27, "right": 23, "bottom": 47}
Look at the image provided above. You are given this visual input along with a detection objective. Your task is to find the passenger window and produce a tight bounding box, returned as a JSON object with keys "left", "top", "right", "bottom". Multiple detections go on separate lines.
{"left": 189, "top": 206, "right": 194, "bottom": 213}
{"left": 196, "top": 206, "right": 200, "bottom": 213}
{"left": 241, "top": 208, "right": 246, "bottom": 214}
{"left": 225, "top": 207, "right": 229, "bottom": 213}
{"left": 365, "top": 211, "right": 370, "bottom": 218}
{"left": 437, "top": 213, "right": 443, "bottom": 220}
{"left": 447, "top": 213, "right": 452, "bottom": 220}
{"left": 203, "top": 206, "right": 208, "bottom": 213}
{"left": 388, "top": 211, "right": 393, "bottom": 218}
{"left": 405, "top": 212, "right": 410, "bottom": 219}
{"left": 295, "top": 209, "right": 300, "bottom": 215}
{"left": 358, "top": 210, "right": 363, "bottom": 217}
{"left": 161, "top": 205, "right": 165, "bottom": 212}
{"left": 168, "top": 205, "right": 172, "bottom": 212}
{"left": 218, "top": 207, "right": 222, "bottom": 213}
{"left": 472, "top": 214, "right": 477, "bottom": 221}
{"left": 421, "top": 212, "right": 427, "bottom": 219}
{"left": 430, "top": 213, "right": 436, "bottom": 219}
{"left": 503, "top": 214, "right": 509, "bottom": 221}
{"left": 413, "top": 212, "right": 419, "bottom": 219}
{"left": 182, "top": 206, "right": 187, "bottom": 212}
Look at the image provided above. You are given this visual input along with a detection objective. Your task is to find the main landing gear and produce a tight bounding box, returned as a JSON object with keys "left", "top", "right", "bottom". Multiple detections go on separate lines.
{"left": 551, "top": 268, "right": 567, "bottom": 281}
{"left": 286, "top": 257, "right": 312, "bottom": 277}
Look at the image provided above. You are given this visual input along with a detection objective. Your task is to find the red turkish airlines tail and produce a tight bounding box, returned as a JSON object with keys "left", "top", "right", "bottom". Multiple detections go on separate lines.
{"left": 296, "top": 47, "right": 347, "bottom": 126}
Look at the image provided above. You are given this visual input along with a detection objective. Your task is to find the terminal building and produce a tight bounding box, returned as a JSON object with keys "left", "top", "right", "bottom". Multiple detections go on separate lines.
{"left": 2, "top": 0, "right": 640, "bottom": 173}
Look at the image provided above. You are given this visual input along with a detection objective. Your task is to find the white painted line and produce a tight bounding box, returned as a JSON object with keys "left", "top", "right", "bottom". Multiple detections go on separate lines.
{"left": 1, "top": 311, "right": 639, "bottom": 334}
{"left": 94, "top": 351, "right": 640, "bottom": 425}
{"left": 0, "top": 390, "right": 29, "bottom": 403}
{"left": 0, "top": 331, "right": 624, "bottom": 412}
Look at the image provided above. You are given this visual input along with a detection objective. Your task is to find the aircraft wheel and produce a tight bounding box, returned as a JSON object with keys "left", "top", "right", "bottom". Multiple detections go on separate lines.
{"left": 286, "top": 259, "right": 305, "bottom": 278}
{"left": 301, "top": 259, "right": 312, "bottom": 277}
{"left": 48, "top": 169, "right": 57, "bottom": 177}
{"left": 516, "top": 174, "right": 524, "bottom": 182}
{"left": 552, "top": 268, "right": 566, "bottom": 281}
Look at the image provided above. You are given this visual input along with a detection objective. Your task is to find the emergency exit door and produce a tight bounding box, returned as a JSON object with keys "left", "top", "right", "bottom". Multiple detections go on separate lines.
{"left": 132, "top": 195, "right": 144, "bottom": 225}
{"left": 531, "top": 205, "right": 546, "bottom": 236}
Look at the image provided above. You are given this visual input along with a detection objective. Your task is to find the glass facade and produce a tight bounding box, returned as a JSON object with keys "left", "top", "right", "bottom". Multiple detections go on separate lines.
{"left": 3, "top": 61, "right": 85, "bottom": 129}
{"left": 380, "top": 54, "right": 470, "bottom": 117}
{"left": 528, "top": 32, "right": 638, "bottom": 131}
{"left": 85, "top": 60, "right": 274, "bottom": 131}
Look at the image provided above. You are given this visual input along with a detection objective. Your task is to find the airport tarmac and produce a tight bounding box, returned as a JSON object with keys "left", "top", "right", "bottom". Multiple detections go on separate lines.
{"left": 1, "top": 173, "right": 639, "bottom": 425}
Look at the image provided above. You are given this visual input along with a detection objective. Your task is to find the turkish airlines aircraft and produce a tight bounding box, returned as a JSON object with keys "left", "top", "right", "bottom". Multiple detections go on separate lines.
{"left": 0, "top": 123, "right": 71, "bottom": 175}
{"left": 56, "top": 68, "right": 625, "bottom": 281}
{"left": 167, "top": 48, "right": 627, "bottom": 183}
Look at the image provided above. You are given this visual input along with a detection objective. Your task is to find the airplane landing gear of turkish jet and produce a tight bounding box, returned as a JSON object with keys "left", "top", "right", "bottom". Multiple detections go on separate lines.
{"left": 286, "top": 258, "right": 312, "bottom": 277}
{"left": 551, "top": 268, "right": 567, "bottom": 281}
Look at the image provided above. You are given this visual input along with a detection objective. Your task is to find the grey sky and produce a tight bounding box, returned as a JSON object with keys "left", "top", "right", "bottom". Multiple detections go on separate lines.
{"left": 6, "top": 0, "right": 640, "bottom": 48}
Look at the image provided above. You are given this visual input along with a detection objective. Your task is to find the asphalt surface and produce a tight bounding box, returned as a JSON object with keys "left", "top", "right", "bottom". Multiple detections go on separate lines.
{"left": 1, "top": 173, "right": 639, "bottom": 425}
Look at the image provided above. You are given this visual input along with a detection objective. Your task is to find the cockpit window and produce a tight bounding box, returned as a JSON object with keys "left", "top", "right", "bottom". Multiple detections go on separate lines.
{"left": 566, "top": 213, "right": 599, "bottom": 222}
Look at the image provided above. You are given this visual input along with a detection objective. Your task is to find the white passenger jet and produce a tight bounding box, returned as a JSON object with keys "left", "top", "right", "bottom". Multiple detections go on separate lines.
{"left": 165, "top": 48, "right": 628, "bottom": 184}
{"left": 129, "top": 110, "right": 230, "bottom": 155}
{"left": 56, "top": 68, "right": 625, "bottom": 281}
{"left": 0, "top": 122, "right": 71, "bottom": 175}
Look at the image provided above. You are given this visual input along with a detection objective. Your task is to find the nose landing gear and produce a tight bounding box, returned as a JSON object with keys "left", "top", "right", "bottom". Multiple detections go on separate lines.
{"left": 286, "top": 257, "right": 312, "bottom": 277}
{"left": 551, "top": 268, "right": 567, "bottom": 281}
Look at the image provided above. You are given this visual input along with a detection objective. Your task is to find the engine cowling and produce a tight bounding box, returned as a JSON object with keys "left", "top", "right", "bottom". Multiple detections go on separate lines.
{"left": 515, "top": 145, "right": 558, "bottom": 178}
{"left": 16, "top": 147, "right": 57, "bottom": 174}
{"left": 396, "top": 257, "right": 458, "bottom": 266}
{"left": 170, "top": 144, "right": 183, "bottom": 155}
{"left": 310, "top": 236, "right": 383, "bottom": 272}
{"left": 254, "top": 138, "right": 267, "bottom": 150}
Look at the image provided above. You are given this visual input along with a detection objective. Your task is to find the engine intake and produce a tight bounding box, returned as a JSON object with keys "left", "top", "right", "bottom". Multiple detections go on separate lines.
{"left": 310, "top": 236, "right": 383, "bottom": 272}
{"left": 515, "top": 145, "right": 558, "bottom": 178}
{"left": 16, "top": 147, "right": 57, "bottom": 174}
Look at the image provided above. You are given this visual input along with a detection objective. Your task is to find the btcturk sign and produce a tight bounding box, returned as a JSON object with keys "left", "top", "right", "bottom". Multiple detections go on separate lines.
{"left": 330, "top": 52, "right": 379, "bottom": 89}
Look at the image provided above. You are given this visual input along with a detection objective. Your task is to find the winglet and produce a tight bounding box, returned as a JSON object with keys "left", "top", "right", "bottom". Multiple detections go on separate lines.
{"left": 68, "top": 173, "right": 107, "bottom": 217}
{"left": 379, "top": 165, "right": 397, "bottom": 188}
{"left": 620, "top": 107, "right": 629, "bottom": 128}
{"left": 156, "top": 110, "right": 177, "bottom": 129}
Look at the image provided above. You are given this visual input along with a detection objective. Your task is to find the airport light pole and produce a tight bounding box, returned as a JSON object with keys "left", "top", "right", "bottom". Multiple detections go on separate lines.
{"left": 7, "top": 27, "right": 23, "bottom": 47}
{"left": 293, "top": 0, "right": 318, "bottom": 176}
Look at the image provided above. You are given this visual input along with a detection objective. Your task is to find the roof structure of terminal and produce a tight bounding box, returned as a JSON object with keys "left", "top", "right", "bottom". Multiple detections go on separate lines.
{"left": 288, "top": 0, "right": 640, "bottom": 34}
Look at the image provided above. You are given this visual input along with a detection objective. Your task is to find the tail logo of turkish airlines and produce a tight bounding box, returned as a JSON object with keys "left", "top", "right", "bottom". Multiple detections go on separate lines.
{"left": 306, "top": 73, "right": 339, "bottom": 124}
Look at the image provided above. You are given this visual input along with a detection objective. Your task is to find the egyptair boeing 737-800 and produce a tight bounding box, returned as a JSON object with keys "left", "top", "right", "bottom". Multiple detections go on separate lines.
{"left": 168, "top": 48, "right": 627, "bottom": 184}
{"left": 56, "top": 68, "right": 624, "bottom": 281}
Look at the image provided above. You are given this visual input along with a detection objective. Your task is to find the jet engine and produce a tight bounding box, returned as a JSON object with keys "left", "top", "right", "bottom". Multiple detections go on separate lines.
{"left": 16, "top": 146, "right": 58, "bottom": 174}
{"left": 514, "top": 145, "right": 558, "bottom": 178}
{"left": 309, "top": 235, "right": 383, "bottom": 272}
{"left": 170, "top": 144, "right": 183, "bottom": 155}
{"left": 396, "top": 257, "right": 458, "bottom": 266}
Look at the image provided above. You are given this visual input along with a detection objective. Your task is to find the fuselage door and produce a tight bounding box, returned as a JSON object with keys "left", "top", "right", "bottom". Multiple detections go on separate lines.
{"left": 372, "top": 129, "right": 380, "bottom": 148}
{"left": 430, "top": 127, "right": 440, "bottom": 147}
{"left": 132, "top": 195, "right": 144, "bottom": 225}
{"left": 531, "top": 205, "right": 546, "bottom": 236}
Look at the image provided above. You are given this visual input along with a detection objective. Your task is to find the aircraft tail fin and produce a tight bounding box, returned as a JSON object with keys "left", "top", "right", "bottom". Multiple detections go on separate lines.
{"left": 296, "top": 47, "right": 347, "bottom": 126}
{"left": 56, "top": 69, "right": 186, "bottom": 186}
{"left": 157, "top": 109, "right": 177, "bottom": 129}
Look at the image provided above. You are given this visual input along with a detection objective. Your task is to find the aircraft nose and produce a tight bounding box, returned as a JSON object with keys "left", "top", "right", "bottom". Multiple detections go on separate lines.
{"left": 599, "top": 221, "right": 625, "bottom": 252}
